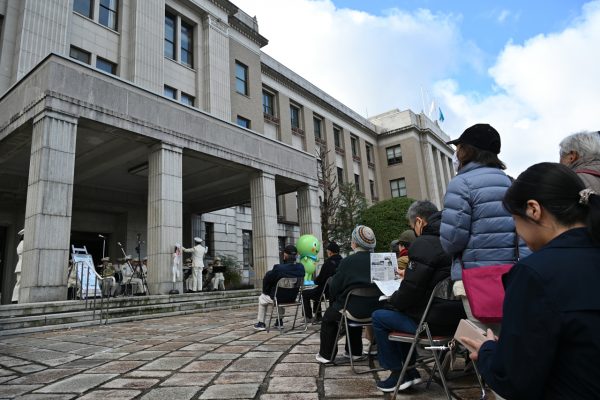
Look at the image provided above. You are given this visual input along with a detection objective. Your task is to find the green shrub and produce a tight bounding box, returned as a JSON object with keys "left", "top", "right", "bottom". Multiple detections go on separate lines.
{"left": 218, "top": 254, "right": 242, "bottom": 289}
{"left": 361, "top": 197, "right": 415, "bottom": 252}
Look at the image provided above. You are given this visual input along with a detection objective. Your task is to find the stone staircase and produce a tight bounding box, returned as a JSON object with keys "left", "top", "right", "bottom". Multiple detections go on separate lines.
{"left": 0, "top": 289, "right": 261, "bottom": 336}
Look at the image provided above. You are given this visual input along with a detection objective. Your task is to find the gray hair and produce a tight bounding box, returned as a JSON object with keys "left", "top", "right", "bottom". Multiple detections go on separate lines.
{"left": 559, "top": 131, "right": 600, "bottom": 159}
{"left": 406, "top": 200, "right": 438, "bottom": 224}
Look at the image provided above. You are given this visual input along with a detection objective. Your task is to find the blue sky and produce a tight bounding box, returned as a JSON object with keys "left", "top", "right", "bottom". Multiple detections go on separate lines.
{"left": 233, "top": 0, "right": 600, "bottom": 175}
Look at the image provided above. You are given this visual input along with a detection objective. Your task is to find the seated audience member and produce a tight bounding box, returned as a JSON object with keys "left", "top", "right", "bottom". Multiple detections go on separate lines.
{"left": 211, "top": 257, "right": 226, "bottom": 291}
{"left": 315, "top": 225, "right": 381, "bottom": 363}
{"left": 396, "top": 229, "right": 416, "bottom": 277}
{"left": 302, "top": 242, "right": 342, "bottom": 322}
{"left": 461, "top": 163, "right": 600, "bottom": 400}
{"left": 373, "top": 200, "right": 465, "bottom": 392}
{"left": 559, "top": 130, "right": 600, "bottom": 192}
{"left": 253, "top": 245, "right": 305, "bottom": 331}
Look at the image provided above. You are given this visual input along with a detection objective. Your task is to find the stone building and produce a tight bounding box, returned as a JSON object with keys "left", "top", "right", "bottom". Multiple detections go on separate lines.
{"left": 0, "top": 0, "right": 453, "bottom": 304}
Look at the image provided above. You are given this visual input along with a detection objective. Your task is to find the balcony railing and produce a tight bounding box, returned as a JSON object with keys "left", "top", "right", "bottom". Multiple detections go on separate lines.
{"left": 291, "top": 126, "right": 305, "bottom": 137}
{"left": 352, "top": 155, "right": 361, "bottom": 162}
{"left": 335, "top": 146, "right": 345, "bottom": 156}
{"left": 264, "top": 113, "right": 280, "bottom": 125}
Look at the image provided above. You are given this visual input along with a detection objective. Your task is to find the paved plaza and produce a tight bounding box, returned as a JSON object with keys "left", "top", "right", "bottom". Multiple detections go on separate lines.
{"left": 0, "top": 306, "right": 486, "bottom": 399}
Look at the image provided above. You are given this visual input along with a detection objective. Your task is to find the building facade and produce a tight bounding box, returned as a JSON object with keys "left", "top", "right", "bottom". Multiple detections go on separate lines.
{"left": 0, "top": 0, "right": 453, "bottom": 304}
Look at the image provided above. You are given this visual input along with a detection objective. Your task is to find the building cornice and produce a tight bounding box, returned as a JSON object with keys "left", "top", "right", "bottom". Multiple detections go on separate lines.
{"left": 228, "top": 15, "right": 269, "bottom": 48}
{"left": 207, "top": 0, "right": 238, "bottom": 15}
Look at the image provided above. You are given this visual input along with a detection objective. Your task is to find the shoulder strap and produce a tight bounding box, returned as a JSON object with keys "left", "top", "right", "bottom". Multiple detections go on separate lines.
{"left": 575, "top": 169, "right": 600, "bottom": 178}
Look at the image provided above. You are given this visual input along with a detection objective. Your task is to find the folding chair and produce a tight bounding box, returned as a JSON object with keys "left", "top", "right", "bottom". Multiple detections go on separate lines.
{"left": 388, "top": 279, "right": 486, "bottom": 400}
{"left": 312, "top": 276, "right": 332, "bottom": 322}
{"left": 266, "top": 276, "right": 307, "bottom": 333}
{"left": 330, "top": 284, "right": 384, "bottom": 374}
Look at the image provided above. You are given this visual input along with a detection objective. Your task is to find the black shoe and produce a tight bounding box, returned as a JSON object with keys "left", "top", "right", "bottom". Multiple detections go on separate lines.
{"left": 273, "top": 318, "right": 284, "bottom": 328}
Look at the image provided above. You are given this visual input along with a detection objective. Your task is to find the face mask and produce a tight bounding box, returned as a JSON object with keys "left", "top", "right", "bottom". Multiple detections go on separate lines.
{"left": 452, "top": 152, "right": 460, "bottom": 173}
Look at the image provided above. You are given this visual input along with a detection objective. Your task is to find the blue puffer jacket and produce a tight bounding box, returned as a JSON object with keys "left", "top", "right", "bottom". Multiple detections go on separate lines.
{"left": 440, "top": 162, "right": 528, "bottom": 280}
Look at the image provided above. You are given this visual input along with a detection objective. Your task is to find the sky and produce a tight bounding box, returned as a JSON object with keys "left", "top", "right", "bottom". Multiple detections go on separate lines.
{"left": 232, "top": 0, "right": 600, "bottom": 176}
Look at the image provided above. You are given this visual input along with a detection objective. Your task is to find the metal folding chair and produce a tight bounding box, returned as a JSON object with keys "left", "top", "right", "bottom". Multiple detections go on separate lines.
{"left": 266, "top": 276, "right": 307, "bottom": 333}
{"left": 312, "top": 276, "right": 332, "bottom": 322}
{"left": 387, "top": 279, "right": 486, "bottom": 399}
{"left": 330, "top": 284, "right": 384, "bottom": 374}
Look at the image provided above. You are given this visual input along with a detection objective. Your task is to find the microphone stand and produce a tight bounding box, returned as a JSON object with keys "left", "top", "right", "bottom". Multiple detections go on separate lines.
{"left": 134, "top": 234, "right": 149, "bottom": 296}
{"left": 99, "top": 234, "right": 106, "bottom": 260}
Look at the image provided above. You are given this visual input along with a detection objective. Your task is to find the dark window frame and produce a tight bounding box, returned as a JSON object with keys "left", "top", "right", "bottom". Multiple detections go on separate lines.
{"left": 390, "top": 178, "right": 407, "bottom": 198}
{"left": 235, "top": 61, "right": 249, "bottom": 95}
{"left": 237, "top": 115, "right": 251, "bottom": 129}
{"left": 262, "top": 90, "right": 275, "bottom": 116}
{"left": 164, "top": 85, "right": 177, "bottom": 99}
{"left": 386, "top": 144, "right": 403, "bottom": 165}
{"left": 313, "top": 116, "right": 323, "bottom": 140}
{"left": 69, "top": 46, "right": 91, "bottom": 64}
{"left": 73, "top": 0, "right": 93, "bottom": 19}
{"left": 181, "top": 92, "right": 195, "bottom": 106}
{"left": 180, "top": 19, "right": 193, "bottom": 68}
{"left": 96, "top": 56, "right": 117, "bottom": 75}
{"left": 99, "top": 0, "right": 118, "bottom": 30}
{"left": 164, "top": 12, "right": 176, "bottom": 60}
{"left": 290, "top": 104, "right": 301, "bottom": 129}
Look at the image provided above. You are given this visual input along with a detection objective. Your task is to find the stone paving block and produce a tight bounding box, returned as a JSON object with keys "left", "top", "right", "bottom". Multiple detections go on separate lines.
{"left": 124, "top": 370, "right": 172, "bottom": 378}
{"left": 116, "top": 344, "right": 155, "bottom": 352}
{"left": 87, "top": 361, "right": 145, "bottom": 374}
{"left": 139, "top": 386, "right": 199, "bottom": 400}
{"left": 15, "top": 394, "right": 76, "bottom": 399}
{"left": 85, "top": 352, "right": 129, "bottom": 360}
{"left": 226, "top": 357, "right": 278, "bottom": 372}
{"left": 271, "top": 363, "right": 319, "bottom": 377}
{"left": 214, "top": 371, "right": 266, "bottom": 384}
{"left": 9, "top": 369, "right": 80, "bottom": 384}
{"left": 253, "top": 344, "right": 292, "bottom": 352}
{"left": 0, "top": 375, "right": 16, "bottom": 383}
{"left": 59, "top": 359, "right": 107, "bottom": 369}
{"left": 180, "top": 360, "right": 232, "bottom": 372}
{"left": 179, "top": 343, "right": 220, "bottom": 352}
{"left": 260, "top": 394, "right": 318, "bottom": 400}
{"left": 280, "top": 353, "right": 316, "bottom": 363}
{"left": 323, "top": 377, "right": 382, "bottom": 398}
{"left": 17, "top": 350, "right": 80, "bottom": 365}
{"left": 160, "top": 372, "right": 216, "bottom": 386}
{"left": 199, "top": 383, "right": 260, "bottom": 399}
{"left": 39, "top": 355, "right": 84, "bottom": 367}
{"left": 100, "top": 378, "right": 159, "bottom": 389}
{"left": 323, "top": 365, "right": 375, "bottom": 378}
{"left": 214, "top": 345, "right": 254, "bottom": 353}
{"left": 0, "top": 356, "right": 31, "bottom": 367}
{"left": 0, "top": 384, "right": 42, "bottom": 397}
{"left": 243, "top": 351, "right": 283, "bottom": 359}
{"left": 267, "top": 377, "right": 317, "bottom": 393}
{"left": 139, "top": 357, "right": 194, "bottom": 370}
{"left": 0, "top": 368, "right": 13, "bottom": 376}
{"left": 78, "top": 389, "right": 141, "bottom": 400}
{"left": 198, "top": 353, "right": 240, "bottom": 360}
{"left": 147, "top": 341, "right": 193, "bottom": 351}
{"left": 120, "top": 351, "right": 168, "bottom": 361}
{"left": 36, "top": 373, "right": 117, "bottom": 393}
{"left": 199, "top": 336, "right": 237, "bottom": 344}
{"left": 71, "top": 346, "right": 113, "bottom": 356}
{"left": 12, "top": 364, "right": 47, "bottom": 373}
{"left": 266, "top": 337, "right": 304, "bottom": 345}
{"left": 289, "top": 345, "right": 319, "bottom": 354}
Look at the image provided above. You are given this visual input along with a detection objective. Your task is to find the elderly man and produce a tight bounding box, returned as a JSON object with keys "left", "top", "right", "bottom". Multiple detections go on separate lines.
{"left": 316, "top": 225, "right": 381, "bottom": 363}
{"left": 559, "top": 131, "right": 600, "bottom": 192}
{"left": 183, "top": 237, "right": 207, "bottom": 292}
{"left": 99, "top": 257, "right": 117, "bottom": 297}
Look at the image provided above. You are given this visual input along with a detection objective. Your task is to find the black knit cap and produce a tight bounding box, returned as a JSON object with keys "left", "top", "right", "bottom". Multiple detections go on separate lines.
{"left": 447, "top": 123, "right": 501, "bottom": 154}
{"left": 283, "top": 244, "right": 297, "bottom": 256}
{"left": 326, "top": 242, "right": 340, "bottom": 253}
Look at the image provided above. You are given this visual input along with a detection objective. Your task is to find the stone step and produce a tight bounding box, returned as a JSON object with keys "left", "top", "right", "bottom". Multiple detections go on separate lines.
{"left": 0, "top": 289, "right": 260, "bottom": 336}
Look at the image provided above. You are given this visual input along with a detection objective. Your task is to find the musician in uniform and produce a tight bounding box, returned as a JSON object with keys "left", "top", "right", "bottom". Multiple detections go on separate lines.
{"left": 99, "top": 257, "right": 117, "bottom": 297}
{"left": 211, "top": 257, "right": 226, "bottom": 291}
{"left": 183, "top": 237, "right": 207, "bottom": 292}
{"left": 121, "top": 255, "right": 145, "bottom": 296}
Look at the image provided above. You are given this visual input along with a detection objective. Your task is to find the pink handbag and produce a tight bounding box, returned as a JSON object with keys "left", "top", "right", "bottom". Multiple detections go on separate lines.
{"left": 461, "top": 264, "right": 513, "bottom": 324}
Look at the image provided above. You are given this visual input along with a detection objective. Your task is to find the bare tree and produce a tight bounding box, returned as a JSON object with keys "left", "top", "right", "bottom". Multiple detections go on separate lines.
{"left": 330, "top": 182, "right": 367, "bottom": 253}
{"left": 317, "top": 148, "right": 339, "bottom": 246}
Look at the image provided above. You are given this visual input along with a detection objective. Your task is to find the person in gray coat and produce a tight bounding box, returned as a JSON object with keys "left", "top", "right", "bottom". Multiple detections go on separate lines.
{"left": 440, "top": 123, "right": 528, "bottom": 330}
{"left": 559, "top": 130, "right": 600, "bottom": 193}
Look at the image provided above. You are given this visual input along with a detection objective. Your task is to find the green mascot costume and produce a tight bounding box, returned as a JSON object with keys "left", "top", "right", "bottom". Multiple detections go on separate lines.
{"left": 296, "top": 234, "right": 321, "bottom": 283}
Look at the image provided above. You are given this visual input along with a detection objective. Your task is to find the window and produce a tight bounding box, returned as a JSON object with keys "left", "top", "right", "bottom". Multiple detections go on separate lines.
{"left": 290, "top": 104, "right": 301, "bottom": 129}
{"left": 278, "top": 237, "right": 287, "bottom": 263}
{"left": 370, "top": 180, "right": 376, "bottom": 199}
{"left": 204, "top": 222, "right": 215, "bottom": 257}
{"left": 99, "top": 0, "right": 118, "bottom": 30}
{"left": 237, "top": 116, "right": 250, "bottom": 129}
{"left": 386, "top": 145, "right": 403, "bottom": 165}
{"left": 313, "top": 116, "right": 322, "bottom": 140}
{"left": 390, "top": 178, "right": 407, "bottom": 198}
{"left": 181, "top": 92, "right": 195, "bottom": 106}
{"left": 69, "top": 46, "right": 91, "bottom": 64}
{"left": 180, "top": 20, "right": 193, "bottom": 67}
{"left": 242, "top": 230, "right": 253, "bottom": 268}
{"left": 235, "top": 61, "right": 248, "bottom": 95}
{"left": 96, "top": 57, "right": 116, "bottom": 74}
{"left": 333, "top": 126, "right": 342, "bottom": 148}
{"left": 263, "top": 90, "right": 274, "bottom": 115}
{"left": 73, "top": 0, "right": 93, "bottom": 18}
{"left": 164, "top": 85, "right": 176, "bottom": 99}
{"left": 164, "top": 12, "right": 176, "bottom": 60}
{"left": 337, "top": 167, "right": 344, "bottom": 184}
{"left": 354, "top": 174, "right": 360, "bottom": 191}
{"left": 351, "top": 136, "right": 358, "bottom": 157}
{"left": 366, "top": 144, "right": 373, "bottom": 164}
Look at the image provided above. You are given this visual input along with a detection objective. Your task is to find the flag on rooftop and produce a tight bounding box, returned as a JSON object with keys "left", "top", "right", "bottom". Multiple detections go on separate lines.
{"left": 438, "top": 107, "right": 445, "bottom": 123}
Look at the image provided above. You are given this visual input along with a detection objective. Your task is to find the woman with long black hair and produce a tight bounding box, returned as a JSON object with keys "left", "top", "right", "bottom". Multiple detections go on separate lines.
{"left": 462, "top": 162, "right": 600, "bottom": 399}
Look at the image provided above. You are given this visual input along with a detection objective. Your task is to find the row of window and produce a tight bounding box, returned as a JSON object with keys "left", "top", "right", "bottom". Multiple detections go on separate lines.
{"left": 74, "top": 0, "right": 118, "bottom": 31}
{"left": 165, "top": 11, "right": 194, "bottom": 68}
{"left": 69, "top": 45, "right": 117, "bottom": 75}
{"left": 164, "top": 85, "right": 195, "bottom": 107}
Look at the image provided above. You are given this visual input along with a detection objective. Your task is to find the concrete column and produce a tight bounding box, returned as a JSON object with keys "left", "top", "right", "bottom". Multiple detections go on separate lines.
{"left": 297, "top": 185, "right": 322, "bottom": 241}
{"left": 147, "top": 143, "right": 183, "bottom": 295}
{"left": 130, "top": 0, "right": 163, "bottom": 93}
{"left": 250, "top": 172, "right": 278, "bottom": 287}
{"left": 436, "top": 149, "right": 448, "bottom": 200}
{"left": 21, "top": 111, "right": 78, "bottom": 303}
{"left": 202, "top": 15, "right": 231, "bottom": 120}
{"left": 425, "top": 144, "right": 441, "bottom": 208}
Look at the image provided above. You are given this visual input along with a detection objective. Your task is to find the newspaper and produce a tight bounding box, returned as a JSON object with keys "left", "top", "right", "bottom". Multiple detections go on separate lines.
{"left": 370, "top": 252, "right": 397, "bottom": 281}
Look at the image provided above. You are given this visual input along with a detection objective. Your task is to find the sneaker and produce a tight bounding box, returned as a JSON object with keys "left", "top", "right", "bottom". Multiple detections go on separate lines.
{"left": 398, "top": 369, "right": 422, "bottom": 391}
{"left": 377, "top": 372, "right": 401, "bottom": 392}
{"left": 342, "top": 351, "right": 364, "bottom": 361}
{"left": 363, "top": 344, "right": 378, "bottom": 356}
{"left": 315, "top": 353, "right": 332, "bottom": 364}
{"left": 253, "top": 322, "right": 266, "bottom": 331}
{"left": 273, "top": 319, "right": 284, "bottom": 328}
{"left": 377, "top": 369, "right": 422, "bottom": 393}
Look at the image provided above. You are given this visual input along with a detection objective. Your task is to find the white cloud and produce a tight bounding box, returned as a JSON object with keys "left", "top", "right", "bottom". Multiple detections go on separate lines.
{"left": 234, "top": 0, "right": 600, "bottom": 176}
{"left": 437, "top": 0, "right": 600, "bottom": 175}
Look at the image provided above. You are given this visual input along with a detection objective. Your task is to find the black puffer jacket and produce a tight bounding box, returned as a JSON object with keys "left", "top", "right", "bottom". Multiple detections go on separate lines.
{"left": 390, "top": 212, "right": 465, "bottom": 335}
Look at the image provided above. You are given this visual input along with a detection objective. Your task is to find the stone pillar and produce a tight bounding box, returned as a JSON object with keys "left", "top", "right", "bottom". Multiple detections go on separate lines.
{"left": 297, "top": 185, "right": 321, "bottom": 238}
{"left": 21, "top": 111, "right": 77, "bottom": 303}
{"left": 425, "top": 144, "right": 441, "bottom": 208}
{"left": 147, "top": 143, "right": 183, "bottom": 295}
{"left": 202, "top": 15, "right": 231, "bottom": 120}
{"left": 250, "top": 172, "right": 278, "bottom": 288}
